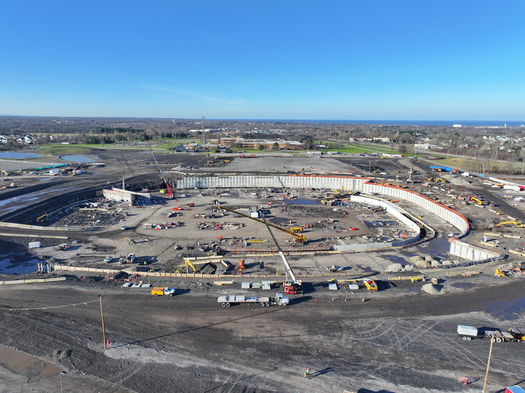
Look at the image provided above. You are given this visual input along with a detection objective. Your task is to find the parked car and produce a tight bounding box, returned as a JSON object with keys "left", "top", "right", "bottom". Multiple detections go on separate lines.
{"left": 104, "top": 256, "right": 113, "bottom": 263}
{"left": 120, "top": 225, "right": 128, "bottom": 230}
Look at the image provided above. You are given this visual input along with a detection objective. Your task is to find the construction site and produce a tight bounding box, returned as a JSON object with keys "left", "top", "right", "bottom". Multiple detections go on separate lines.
{"left": 1, "top": 148, "right": 525, "bottom": 393}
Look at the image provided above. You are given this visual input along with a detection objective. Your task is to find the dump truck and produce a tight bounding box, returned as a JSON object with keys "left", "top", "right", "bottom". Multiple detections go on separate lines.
{"left": 151, "top": 287, "right": 176, "bottom": 296}
{"left": 218, "top": 292, "right": 289, "bottom": 307}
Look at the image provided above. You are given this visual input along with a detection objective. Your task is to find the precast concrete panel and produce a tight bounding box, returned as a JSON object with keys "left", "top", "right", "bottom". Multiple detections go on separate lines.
{"left": 449, "top": 240, "right": 500, "bottom": 261}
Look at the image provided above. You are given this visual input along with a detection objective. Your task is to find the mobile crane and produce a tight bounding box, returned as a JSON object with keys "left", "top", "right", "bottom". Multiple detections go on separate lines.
{"left": 217, "top": 205, "right": 306, "bottom": 243}
{"left": 145, "top": 140, "right": 173, "bottom": 198}
{"left": 259, "top": 211, "right": 303, "bottom": 294}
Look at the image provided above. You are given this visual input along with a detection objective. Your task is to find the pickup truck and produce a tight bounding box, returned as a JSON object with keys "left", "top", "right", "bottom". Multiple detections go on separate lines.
{"left": 218, "top": 292, "right": 289, "bottom": 307}
{"left": 151, "top": 287, "right": 176, "bottom": 296}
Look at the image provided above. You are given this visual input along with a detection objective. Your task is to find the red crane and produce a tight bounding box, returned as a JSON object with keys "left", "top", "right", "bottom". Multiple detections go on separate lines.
{"left": 145, "top": 141, "right": 173, "bottom": 198}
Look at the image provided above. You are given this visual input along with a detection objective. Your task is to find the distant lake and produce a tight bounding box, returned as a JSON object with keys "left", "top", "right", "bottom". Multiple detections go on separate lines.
{"left": 60, "top": 155, "right": 96, "bottom": 162}
{"left": 0, "top": 152, "right": 41, "bottom": 159}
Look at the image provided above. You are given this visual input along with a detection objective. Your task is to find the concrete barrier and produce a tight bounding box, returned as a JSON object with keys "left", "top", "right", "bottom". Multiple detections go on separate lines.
{"left": 0, "top": 232, "right": 68, "bottom": 239}
{"left": 0, "top": 276, "right": 66, "bottom": 285}
{"left": 0, "top": 222, "right": 82, "bottom": 232}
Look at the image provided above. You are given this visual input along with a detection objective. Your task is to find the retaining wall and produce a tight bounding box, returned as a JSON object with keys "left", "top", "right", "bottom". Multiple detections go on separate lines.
{"left": 53, "top": 264, "right": 365, "bottom": 278}
{"left": 0, "top": 277, "right": 66, "bottom": 285}
{"left": 449, "top": 238, "right": 502, "bottom": 261}
{"left": 0, "top": 222, "right": 82, "bottom": 232}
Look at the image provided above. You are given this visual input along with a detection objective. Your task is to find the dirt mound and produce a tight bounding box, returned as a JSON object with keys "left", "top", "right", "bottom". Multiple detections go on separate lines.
{"left": 421, "top": 283, "right": 443, "bottom": 294}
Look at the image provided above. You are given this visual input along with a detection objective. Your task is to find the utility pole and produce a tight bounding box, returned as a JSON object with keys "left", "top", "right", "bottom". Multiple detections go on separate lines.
{"left": 482, "top": 337, "right": 495, "bottom": 393}
{"left": 99, "top": 296, "right": 107, "bottom": 350}
{"left": 60, "top": 371, "right": 66, "bottom": 393}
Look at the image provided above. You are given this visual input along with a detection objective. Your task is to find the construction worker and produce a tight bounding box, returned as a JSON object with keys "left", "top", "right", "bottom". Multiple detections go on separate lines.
{"left": 304, "top": 367, "right": 310, "bottom": 379}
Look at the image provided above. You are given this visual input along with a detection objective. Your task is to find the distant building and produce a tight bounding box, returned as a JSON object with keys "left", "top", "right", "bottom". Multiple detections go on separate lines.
{"left": 453, "top": 124, "right": 462, "bottom": 128}
{"left": 414, "top": 143, "right": 441, "bottom": 150}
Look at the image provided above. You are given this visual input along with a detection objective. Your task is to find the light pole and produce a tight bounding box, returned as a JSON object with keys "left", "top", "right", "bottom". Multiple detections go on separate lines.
{"left": 60, "top": 371, "right": 66, "bottom": 393}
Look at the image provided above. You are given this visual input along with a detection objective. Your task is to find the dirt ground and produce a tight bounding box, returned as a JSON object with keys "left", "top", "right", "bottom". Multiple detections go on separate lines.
{"left": 0, "top": 275, "right": 524, "bottom": 393}
{"left": 2, "top": 150, "right": 525, "bottom": 392}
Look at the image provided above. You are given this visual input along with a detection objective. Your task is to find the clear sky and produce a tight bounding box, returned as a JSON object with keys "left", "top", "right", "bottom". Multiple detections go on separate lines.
{"left": 1, "top": 1, "right": 524, "bottom": 120}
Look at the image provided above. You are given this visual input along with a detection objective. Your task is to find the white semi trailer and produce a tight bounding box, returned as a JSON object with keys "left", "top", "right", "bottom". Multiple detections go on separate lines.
{"left": 218, "top": 293, "right": 289, "bottom": 307}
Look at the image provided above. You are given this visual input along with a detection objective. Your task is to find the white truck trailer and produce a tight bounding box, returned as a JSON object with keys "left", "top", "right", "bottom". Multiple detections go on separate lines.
{"left": 218, "top": 293, "right": 289, "bottom": 307}
{"left": 457, "top": 325, "right": 517, "bottom": 343}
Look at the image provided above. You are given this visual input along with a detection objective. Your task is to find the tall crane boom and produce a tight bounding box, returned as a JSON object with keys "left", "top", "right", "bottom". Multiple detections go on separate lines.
{"left": 259, "top": 213, "right": 297, "bottom": 283}
{"left": 217, "top": 205, "right": 306, "bottom": 243}
{"left": 145, "top": 141, "right": 173, "bottom": 198}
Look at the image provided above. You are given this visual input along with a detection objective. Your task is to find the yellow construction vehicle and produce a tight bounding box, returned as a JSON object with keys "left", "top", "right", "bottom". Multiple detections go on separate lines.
{"left": 341, "top": 186, "right": 352, "bottom": 195}
{"left": 364, "top": 278, "right": 378, "bottom": 291}
{"left": 218, "top": 205, "right": 306, "bottom": 243}
{"left": 1, "top": 171, "right": 8, "bottom": 176}
{"left": 290, "top": 227, "right": 303, "bottom": 233}
{"left": 470, "top": 197, "right": 483, "bottom": 205}
{"left": 494, "top": 268, "right": 506, "bottom": 277}
{"left": 495, "top": 221, "right": 525, "bottom": 228}
{"left": 179, "top": 257, "right": 228, "bottom": 273}
{"left": 36, "top": 214, "right": 48, "bottom": 223}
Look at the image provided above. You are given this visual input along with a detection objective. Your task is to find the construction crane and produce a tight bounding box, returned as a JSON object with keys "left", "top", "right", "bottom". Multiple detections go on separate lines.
{"left": 145, "top": 141, "right": 173, "bottom": 198}
{"left": 217, "top": 205, "right": 306, "bottom": 243}
{"left": 259, "top": 211, "right": 302, "bottom": 294}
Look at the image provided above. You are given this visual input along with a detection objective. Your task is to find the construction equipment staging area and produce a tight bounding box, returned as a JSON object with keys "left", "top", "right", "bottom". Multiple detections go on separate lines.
{"left": 3, "top": 152, "right": 525, "bottom": 393}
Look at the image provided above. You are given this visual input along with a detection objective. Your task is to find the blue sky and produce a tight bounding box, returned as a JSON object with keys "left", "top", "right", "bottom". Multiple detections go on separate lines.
{"left": 1, "top": 1, "right": 524, "bottom": 120}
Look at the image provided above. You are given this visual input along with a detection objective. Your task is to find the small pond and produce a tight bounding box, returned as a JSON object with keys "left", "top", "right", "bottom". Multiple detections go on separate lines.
{"left": 60, "top": 155, "right": 96, "bottom": 162}
{"left": 283, "top": 198, "right": 318, "bottom": 205}
{"left": 0, "top": 152, "right": 41, "bottom": 159}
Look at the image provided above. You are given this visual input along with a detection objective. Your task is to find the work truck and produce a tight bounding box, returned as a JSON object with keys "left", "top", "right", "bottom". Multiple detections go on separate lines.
{"left": 151, "top": 287, "right": 176, "bottom": 296}
{"left": 218, "top": 293, "right": 289, "bottom": 307}
{"left": 457, "top": 325, "right": 523, "bottom": 343}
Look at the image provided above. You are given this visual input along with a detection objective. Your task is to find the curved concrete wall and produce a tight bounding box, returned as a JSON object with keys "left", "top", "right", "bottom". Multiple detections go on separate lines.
{"left": 362, "top": 183, "right": 470, "bottom": 236}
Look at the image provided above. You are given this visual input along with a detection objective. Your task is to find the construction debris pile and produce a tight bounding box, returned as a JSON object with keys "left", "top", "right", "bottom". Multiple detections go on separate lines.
{"left": 142, "top": 222, "right": 184, "bottom": 229}
{"left": 54, "top": 207, "right": 127, "bottom": 227}
{"left": 194, "top": 222, "right": 244, "bottom": 231}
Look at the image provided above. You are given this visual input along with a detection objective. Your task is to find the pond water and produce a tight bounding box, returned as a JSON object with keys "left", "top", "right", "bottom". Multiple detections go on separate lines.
{"left": 283, "top": 198, "right": 318, "bottom": 205}
{"left": 0, "top": 152, "right": 41, "bottom": 159}
{"left": 60, "top": 155, "right": 96, "bottom": 162}
{"left": 0, "top": 257, "right": 40, "bottom": 275}
{"left": 481, "top": 297, "right": 525, "bottom": 320}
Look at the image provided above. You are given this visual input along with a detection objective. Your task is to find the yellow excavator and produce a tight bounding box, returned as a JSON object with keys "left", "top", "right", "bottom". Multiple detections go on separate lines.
{"left": 218, "top": 205, "right": 306, "bottom": 243}
{"left": 36, "top": 214, "right": 48, "bottom": 223}
{"left": 495, "top": 221, "right": 525, "bottom": 228}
